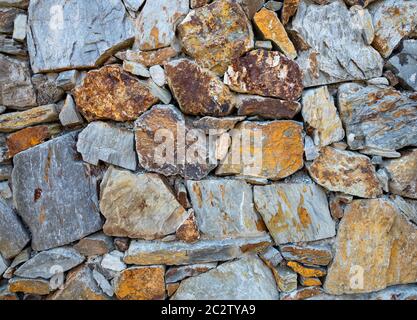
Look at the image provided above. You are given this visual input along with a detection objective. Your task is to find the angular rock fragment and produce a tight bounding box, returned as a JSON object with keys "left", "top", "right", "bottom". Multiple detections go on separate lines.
{"left": 281, "top": 0, "right": 300, "bottom": 25}
{"left": 254, "top": 183, "right": 335, "bottom": 244}
{"left": 0, "top": 7, "right": 24, "bottom": 34}
{"left": 259, "top": 246, "right": 283, "bottom": 268}
{"left": 0, "top": 164, "right": 12, "bottom": 181}
{"left": 56, "top": 70, "right": 80, "bottom": 91}
{"left": 12, "top": 132, "right": 103, "bottom": 251}
{"left": 289, "top": 0, "right": 383, "bottom": 87}
{"left": 101, "top": 251, "right": 126, "bottom": 273}
{"left": 113, "top": 266, "right": 166, "bottom": 300}
{"left": 287, "top": 261, "right": 327, "bottom": 278}
{"left": 272, "top": 266, "right": 298, "bottom": 292}
{"left": 123, "top": 47, "right": 178, "bottom": 67}
{"left": 265, "top": 0, "right": 283, "bottom": 11}
{"left": 11, "top": 13, "right": 26, "bottom": 41}
{"left": 166, "top": 263, "right": 217, "bottom": 284}
{"left": 0, "top": 35, "right": 26, "bottom": 56}
{"left": 344, "top": 0, "right": 377, "bottom": 7}
{"left": 178, "top": 0, "right": 254, "bottom": 75}
{"left": 0, "top": 254, "right": 8, "bottom": 276}
{"left": 192, "top": 116, "right": 244, "bottom": 133}
{"left": 187, "top": 179, "right": 265, "bottom": 239}
{"left": 167, "top": 283, "right": 180, "bottom": 297}
{"left": 31, "top": 74, "right": 65, "bottom": 106}
{"left": 217, "top": 121, "right": 304, "bottom": 180}
{"left": 338, "top": 83, "right": 417, "bottom": 156}
{"left": 122, "top": 60, "right": 150, "bottom": 77}
{"left": 190, "top": 0, "right": 209, "bottom": 9}
{"left": 255, "top": 40, "right": 273, "bottom": 50}
{"left": 300, "top": 276, "right": 321, "bottom": 287}
{"left": 325, "top": 199, "right": 417, "bottom": 294}
{"left": 73, "top": 65, "right": 159, "bottom": 122}
{"left": 176, "top": 210, "right": 200, "bottom": 243}
{"left": 92, "top": 269, "right": 113, "bottom": 297}
{"left": 124, "top": 235, "right": 272, "bottom": 265}
{"left": 149, "top": 65, "right": 166, "bottom": 87}
{"left": 8, "top": 278, "right": 51, "bottom": 295}
{"left": 77, "top": 122, "right": 136, "bottom": 171}
{"left": 254, "top": 8, "right": 297, "bottom": 59}
{"left": 389, "top": 196, "right": 417, "bottom": 224}
{"left": 59, "top": 95, "right": 84, "bottom": 127}
{"left": 172, "top": 255, "right": 279, "bottom": 300}
{"left": 100, "top": 166, "right": 187, "bottom": 240}
{"left": 27, "top": 0, "right": 135, "bottom": 73}
{"left": 281, "top": 286, "right": 323, "bottom": 300}
{"left": 279, "top": 244, "right": 333, "bottom": 266}
{"left": 386, "top": 40, "right": 417, "bottom": 91}
{"left": 165, "top": 59, "right": 235, "bottom": 116}
{"left": 235, "top": 0, "right": 265, "bottom": 18}
{"left": 308, "top": 147, "right": 382, "bottom": 198}
{"left": 74, "top": 232, "right": 114, "bottom": 257}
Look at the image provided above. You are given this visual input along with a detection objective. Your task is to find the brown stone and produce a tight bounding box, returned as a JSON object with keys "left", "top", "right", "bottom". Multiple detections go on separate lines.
{"left": 287, "top": 261, "right": 327, "bottom": 278}
{"left": 8, "top": 277, "right": 51, "bottom": 295}
{"left": 224, "top": 49, "right": 303, "bottom": 101}
{"left": 165, "top": 59, "right": 235, "bottom": 116}
{"left": 73, "top": 65, "right": 159, "bottom": 122}
{"left": 300, "top": 276, "right": 322, "bottom": 287}
{"left": 122, "top": 47, "right": 178, "bottom": 67}
{"left": 74, "top": 232, "right": 114, "bottom": 257}
{"left": 281, "top": 287, "right": 323, "bottom": 300}
{"left": 280, "top": 244, "right": 333, "bottom": 266}
{"left": 282, "top": 0, "right": 300, "bottom": 25}
{"left": 329, "top": 193, "right": 353, "bottom": 219}
{"left": 177, "top": 0, "right": 254, "bottom": 75}
{"left": 308, "top": 147, "right": 382, "bottom": 198}
{"left": 176, "top": 210, "right": 200, "bottom": 243}
{"left": 254, "top": 8, "right": 297, "bottom": 59}
{"left": 324, "top": 199, "right": 417, "bottom": 295}
{"left": 167, "top": 283, "right": 180, "bottom": 297}
{"left": 236, "top": 95, "right": 301, "bottom": 120}
{"left": 344, "top": 0, "right": 377, "bottom": 7}
{"left": 114, "top": 266, "right": 166, "bottom": 300}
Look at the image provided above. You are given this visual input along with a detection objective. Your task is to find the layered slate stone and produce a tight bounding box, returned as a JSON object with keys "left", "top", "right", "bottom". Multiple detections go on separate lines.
{"left": 73, "top": 65, "right": 159, "bottom": 122}
{"left": 289, "top": 0, "right": 383, "bottom": 87}
{"left": 224, "top": 49, "right": 303, "bottom": 100}
{"left": 172, "top": 255, "right": 279, "bottom": 300}
{"left": 99, "top": 167, "right": 188, "bottom": 240}
{"left": 325, "top": 199, "right": 417, "bottom": 294}
{"left": 272, "top": 266, "right": 298, "bottom": 292}
{"left": 254, "top": 183, "right": 335, "bottom": 244}
{"left": 166, "top": 263, "right": 217, "bottom": 283}
{"left": 74, "top": 232, "right": 114, "bottom": 257}
{"left": 8, "top": 278, "right": 51, "bottom": 295}
{"left": 27, "top": 0, "right": 135, "bottom": 73}
{"left": 386, "top": 40, "right": 417, "bottom": 91}
{"left": 77, "top": 122, "right": 136, "bottom": 171}
{"left": 122, "top": 47, "right": 178, "bottom": 67}
{"left": 308, "top": 147, "right": 382, "bottom": 198}
{"left": 369, "top": 0, "right": 417, "bottom": 58}
{"left": 136, "top": 0, "right": 189, "bottom": 51}
{"left": 177, "top": 0, "right": 254, "bottom": 75}
{"left": 186, "top": 179, "right": 266, "bottom": 239}
{"left": 279, "top": 243, "right": 333, "bottom": 266}
{"left": 165, "top": 59, "right": 235, "bottom": 116}
{"left": 0, "top": 199, "right": 29, "bottom": 259}
{"left": 338, "top": 83, "right": 417, "bottom": 157}
{"left": 216, "top": 121, "right": 304, "bottom": 180}
{"left": 12, "top": 132, "right": 103, "bottom": 251}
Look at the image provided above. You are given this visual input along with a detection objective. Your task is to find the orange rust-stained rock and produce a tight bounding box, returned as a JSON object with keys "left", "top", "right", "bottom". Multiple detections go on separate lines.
{"left": 281, "top": 0, "right": 300, "bottom": 25}
{"left": 8, "top": 278, "right": 51, "bottom": 295}
{"left": 177, "top": 0, "right": 254, "bottom": 75}
{"left": 167, "top": 283, "right": 180, "bottom": 297}
{"left": 176, "top": 210, "right": 200, "bottom": 243}
{"left": 217, "top": 120, "right": 304, "bottom": 180}
{"left": 254, "top": 8, "right": 297, "bottom": 59}
{"left": 165, "top": 59, "right": 235, "bottom": 116}
{"left": 300, "top": 276, "right": 322, "bottom": 287}
{"left": 287, "top": 261, "right": 327, "bottom": 278}
{"left": 279, "top": 244, "right": 333, "bottom": 266}
{"left": 73, "top": 65, "right": 159, "bottom": 122}
{"left": 114, "top": 266, "right": 166, "bottom": 300}
{"left": 329, "top": 193, "right": 353, "bottom": 219}
{"left": 122, "top": 47, "right": 178, "bottom": 67}
{"left": 224, "top": 49, "right": 303, "bottom": 101}
{"left": 308, "top": 147, "right": 382, "bottom": 198}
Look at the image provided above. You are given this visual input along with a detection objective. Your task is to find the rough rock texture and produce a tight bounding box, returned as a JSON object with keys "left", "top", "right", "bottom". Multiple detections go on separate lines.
{"left": 308, "top": 147, "right": 383, "bottom": 198}
{"left": 73, "top": 65, "right": 159, "bottom": 122}
{"left": 386, "top": 40, "right": 417, "bottom": 91}
{"left": 12, "top": 132, "right": 103, "bottom": 251}
{"left": 289, "top": 0, "right": 383, "bottom": 87}
{"left": 273, "top": 266, "right": 298, "bottom": 292}
{"left": 325, "top": 199, "right": 417, "bottom": 294}
{"left": 224, "top": 49, "right": 303, "bottom": 101}
{"left": 282, "top": 0, "right": 300, "bottom": 25}
{"left": 74, "top": 233, "right": 114, "bottom": 257}
{"left": 99, "top": 167, "right": 188, "bottom": 240}
{"left": 31, "top": 74, "right": 64, "bottom": 106}
{"left": 254, "top": 183, "right": 335, "bottom": 244}
{"left": 280, "top": 243, "right": 333, "bottom": 266}
{"left": 177, "top": 0, "right": 254, "bottom": 75}
{"left": 338, "top": 83, "right": 417, "bottom": 157}
{"left": 166, "top": 263, "right": 217, "bottom": 283}
{"left": 176, "top": 210, "right": 201, "bottom": 243}
{"left": 165, "top": 59, "right": 235, "bottom": 116}
{"left": 122, "top": 47, "right": 178, "bottom": 67}
{"left": 0, "top": 7, "right": 24, "bottom": 34}
{"left": 59, "top": 95, "right": 84, "bottom": 127}
{"left": 27, "top": 0, "right": 135, "bottom": 73}
{"left": 9, "top": 278, "right": 51, "bottom": 295}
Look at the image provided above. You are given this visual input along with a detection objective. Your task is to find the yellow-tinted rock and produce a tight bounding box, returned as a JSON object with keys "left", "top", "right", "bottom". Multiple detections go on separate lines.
{"left": 324, "top": 199, "right": 417, "bottom": 295}
{"left": 114, "top": 266, "right": 166, "bottom": 300}
{"left": 167, "top": 283, "right": 180, "bottom": 297}
{"left": 9, "top": 277, "right": 51, "bottom": 295}
{"left": 123, "top": 47, "right": 178, "bottom": 67}
{"left": 300, "top": 276, "right": 322, "bottom": 287}
{"left": 287, "top": 261, "right": 327, "bottom": 278}
{"left": 254, "top": 8, "right": 297, "bottom": 59}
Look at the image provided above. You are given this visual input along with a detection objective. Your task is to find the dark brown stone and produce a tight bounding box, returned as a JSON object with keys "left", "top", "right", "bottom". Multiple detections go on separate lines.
{"left": 236, "top": 95, "right": 301, "bottom": 119}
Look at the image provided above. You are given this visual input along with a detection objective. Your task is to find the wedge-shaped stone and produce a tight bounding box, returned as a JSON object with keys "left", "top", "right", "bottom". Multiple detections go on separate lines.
{"left": 308, "top": 147, "right": 382, "bottom": 198}
{"left": 73, "top": 65, "right": 159, "bottom": 122}
{"left": 172, "top": 255, "right": 279, "bottom": 300}
{"left": 217, "top": 121, "right": 304, "bottom": 180}
{"left": 124, "top": 235, "right": 272, "bottom": 265}
{"left": 27, "top": 0, "right": 135, "bottom": 73}
{"left": 281, "top": 0, "right": 300, "bottom": 25}
{"left": 254, "top": 183, "right": 335, "bottom": 244}
{"left": 289, "top": 0, "right": 383, "bottom": 87}
{"left": 279, "top": 243, "right": 333, "bottom": 266}
{"left": 74, "top": 232, "right": 114, "bottom": 257}
{"left": 166, "top": 263, "right": 217, "bottom": 283}
{"left": 272, "top": 266, "right": 297, "bottom": 293}
{"left": 9, "top": 277, "right": 51, "bottom": 295}
{"left": 338, "top": 83, "right": 417, "bottom": 157}
{"left": 122, "top": 47, "right": 178, "bottom": 67}
{"left": 187, "top": 179, "right": 265, "bottom": 239}
{"left": 177, "top": 0, "right": 254, "bottom": 75}
{"left": 12, "top": 132, "right": 103, "bottom": 251}
{"left": 100, "top": 167, "right": 188, "bottom": 240}
{"left": 165, "top": 59, "right": 235, "bottom": 116}
{"left": 0, "top": 7, "right": 25, "bottom": 34}
{"left": 325, "top": 199, "right": 417, "bottom": 294}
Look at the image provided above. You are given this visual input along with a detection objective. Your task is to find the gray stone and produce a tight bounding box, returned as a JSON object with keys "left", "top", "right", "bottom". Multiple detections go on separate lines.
{"left": 0, "top": 181, "right": 12, "bottom": 200}
{"left": 304, "top": 135, "right": 319, "bottom": 161}
{"left": 0, "top": 164, "right": 12, "bottom": 181}
{"left": 0, "top": 199, "right": 29, "bottom": 259}
{"left": 146, "top": 79, "right": 171, "bottom": 104}
{"left": 31, "top": 73, "right": 65, "bottom": 106}
{"left": 12, "top": 132, "right": 103, "bottom": 251}
{"left": 367, "top": 77, "right": 390, "bottom": 86}
{"left": 289, "top": 0, "right": 383, "bottom": 87}
{"left": 0, "top": 254, "right": 8, "bottom": 276}
{"left": 386, "top": 40, "right": 417, "bottom": 91}
{"left": 123, "top": 60, "right": 150, "bottom": 77}
{"left": 77, "top": 122, "right": 137, "bottom": 171}
{"left": 272, "top": 266, "right": 298, "bottom": 293}
{"left": 172, "top": 255, "right": 279, "bottom": 300}
{"left": 186, "top": 179, "right": 266, "bottom": 239}
{"left": 279, "top": 243, "right": 333, "bottom": 266}
{"left": 15, "top": 247, "right": 84, "bottom": 279}
{"left": 265, "top": 0, "right": 283, "bottom": 11}
{"left": 0, "top": 54, "right": 37, "bottom": 109}
{"left": 389, "top": 196, "right": 417, "bottom": 225}
{"left": 56, "top": 70, "right": 80, "bottom": 91}
{"left": 255, "top": 40, "right": 273, "bottom": 50}
{"left": 124, "top": 235, "right": 272, "bottom": 265}
{"left": 27, "top": 0, "right": 135, "bottom": 73}
{"left": 338, "top": 83, "right": 417, "bottom": 157}
{"left": 101, "top": 251, "right": 127, "bottom": 273}
{"left": 9, "top": 247, "right": 30, "bottom": 269}
{"left": 254, "top": 183, "right": 336, "bottom": 244}
{"left": 59, "top": 95, "right": 84, "bottom": 127}
{"left": 149, "top": 65, "right": 166, "bottom": 87}
{"left": 74, "top": 232, "right": 114, "bottom": 257}
{"left": 0, "top": 34, "right": 26, "bottom": 56}
{"left": 259, "top": 246, "right": 283, "bottom": 268}
{"left": 12, "top": 13, "right": 26, "bottom": 41}
{"left": 166, "top": 263, "right": 217, "bottom": 283}
{"left": 92, "top": 269, "right": 114, "bottom": 297}
{"left": 0, "top": 7, "right": 25, "bottom": 34}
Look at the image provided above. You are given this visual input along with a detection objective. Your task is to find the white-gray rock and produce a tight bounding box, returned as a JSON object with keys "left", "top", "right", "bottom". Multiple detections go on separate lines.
{"left": 101, "top": 251, "right": 126, "bottom": 273}
{"left": 146, "top": 79, "right": 172, "bottom": 104}
{"left": 386, "top": 40, "right": 417, "bottom": 91}
{"left": 166, "top": 263, "right": 217, "bottom": 283}
{"left": 56, "top": 70, "right": 80, "bottom": 91}
{"left": 92, "top": 269, "right": 114, "bottom": 297}
{"left": 0, "top": 164, "right": 12, "bottom": 181}
{"left": 59, "top": 95, "right": 84, "bottom": 127}
{"left": 12, "top": 13, "right": 26, "bottom": 41}
{"left": 0, "top": 254, "right": 8, "bottom": 276}
{"left": 123, "top": 60, "right": 150, "bottom": 77}
{"left": 149, "top": 65, "right": 166, "bottom": 87}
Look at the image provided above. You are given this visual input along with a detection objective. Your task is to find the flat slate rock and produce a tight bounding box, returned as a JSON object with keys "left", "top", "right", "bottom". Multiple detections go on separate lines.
{"left": 27, "top": 0, "right": 135, "bottom": 73}
{"left": 12, "top": 132, "right": 103, "bottom": 251}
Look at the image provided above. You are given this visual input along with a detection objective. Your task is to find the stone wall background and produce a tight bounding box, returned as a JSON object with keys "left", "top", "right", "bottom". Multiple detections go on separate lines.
{"left": 0, "top": 0, "right": 416, "bottom": 300}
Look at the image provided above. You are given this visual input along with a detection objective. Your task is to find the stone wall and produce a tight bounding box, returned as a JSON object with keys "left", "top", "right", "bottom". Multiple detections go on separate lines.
{"left": 0, "top": 0, "right": 416, "bottom": 300}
